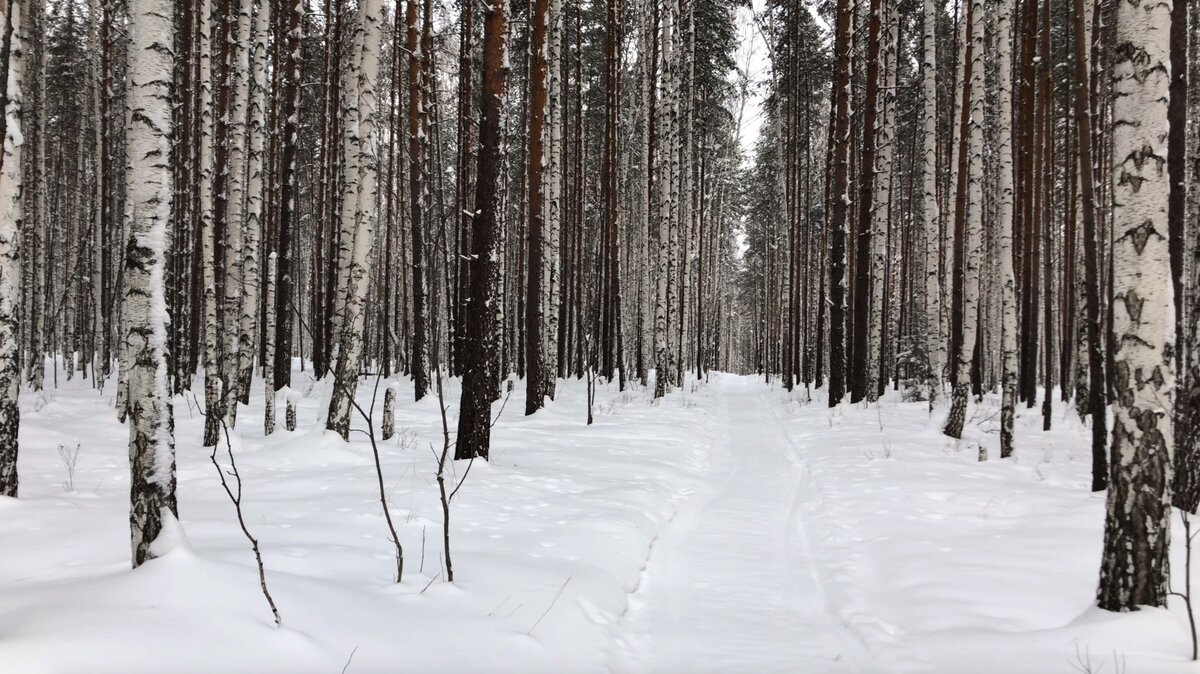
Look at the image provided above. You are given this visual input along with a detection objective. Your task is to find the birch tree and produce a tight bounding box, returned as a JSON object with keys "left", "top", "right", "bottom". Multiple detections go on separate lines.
{"left": 1097, "top": 0, "right": 1174, "bottom": 612}
{"left": 653, "top": 0, "right": 675, "bottom": 400}
{"left": 997, "top": 0, "right": 1017, "bottom": 458}
{"left": 327, "top": 0, "right": 385, "bottom": 440}
{"left": 125, "top": 0, "right": 178, "bottom": 566}
{"left": 921, "top": 0, "right": 940, "bottom": 406}
{"left": 867, "top": 0, "right": 896, "bottom": 402}
{"left": 0, "top": 0, "right": 23, "bottom": 498}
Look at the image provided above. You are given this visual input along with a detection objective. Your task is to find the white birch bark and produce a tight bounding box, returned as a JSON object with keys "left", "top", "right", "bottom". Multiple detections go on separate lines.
{"left": 222, "top": 0, "right": 252, "bottom": 424}
{"left": 996, "top": 0, "right": 1017, "bottom": 457}
{"left": 653, "top": 0, "right": 674, "bottom": 400}
{"left": 867, "top": 0, "right": 896, "bottom": 401}
{"left": 1097, "top": 0, "right": 1174, "bottom": 611}
{"left": 545, "top": 0, "right": 562, "bottom": 397}
{"left": 327, "top": 0, "right": 385, "bottom": 439}
{"left": 199, "top": 0, "right": 221, "bottom": 447}
{"left": 921, "top": 0, "right": 940, "bottom": 404}
{"left": 238, "top": 0, "right": 270, "bottom": 403}
{"left": 0, "top": 1, "right": 21, "bottom": 497}
{"left": 125, "top": 0, "right": 177, "bottom": 566}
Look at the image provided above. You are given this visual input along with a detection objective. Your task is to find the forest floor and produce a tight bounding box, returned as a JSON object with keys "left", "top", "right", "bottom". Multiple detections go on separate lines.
{"left": 0, "top": 365, "right": 1198, "bottom": 673}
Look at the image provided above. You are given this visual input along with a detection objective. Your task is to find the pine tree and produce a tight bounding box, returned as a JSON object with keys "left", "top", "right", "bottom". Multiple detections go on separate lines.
{"left": 456, "top": 0, "right": 510, "bottom": 461}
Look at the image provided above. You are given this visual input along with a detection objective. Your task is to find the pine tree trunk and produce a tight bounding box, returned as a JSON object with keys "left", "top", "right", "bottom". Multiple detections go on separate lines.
{"left": 943, "top": 0, "right": 983, "bottom": 440}
{"left": 273, "top": 0, "right": 301, "bottom": 392}
{"left": 1177, "top": 0, "right": 1200, "bottom": 515}
{"left": 1071, "top": 0, "right": 1108, "bottom": 489}
{"left": 455, "top": 0, "right": 509, "bottom": 461}
{"left": 407, "top": 0, "right": 430, "bottom": 401}
{"left": 827, "top": 0, "right": 853, "bottom": 407}
{"left": 525, "top": 0, "right": 549, "bottom": 415}
{"left": 264, "top": 252, "right": 276, "bottom": 435}
{"left": 1097, "top": 0, "right": 1174, "bottom": 612}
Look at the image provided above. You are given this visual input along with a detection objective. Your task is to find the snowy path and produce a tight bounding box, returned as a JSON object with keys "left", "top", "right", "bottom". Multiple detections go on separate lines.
{"left": 612, "top": 375, "right": 871, "bottom": 673}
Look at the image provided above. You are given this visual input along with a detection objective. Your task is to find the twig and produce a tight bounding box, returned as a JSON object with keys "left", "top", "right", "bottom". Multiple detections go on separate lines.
{"left": 212, "top": 420, "right": 282, "bottom": 627}
{"left": 340, "top": 646, "right": 357, "bottom": 674}
{"left": 348, "top": 384, "right": 405, "bottom": 583}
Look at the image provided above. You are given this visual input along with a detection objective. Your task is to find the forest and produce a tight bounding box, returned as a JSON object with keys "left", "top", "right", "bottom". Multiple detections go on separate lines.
{"left": 0, "top": 0, "right": 1197, "bottom": 671}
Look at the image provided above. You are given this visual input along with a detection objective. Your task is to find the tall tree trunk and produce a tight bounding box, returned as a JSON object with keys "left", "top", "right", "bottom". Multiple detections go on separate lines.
{"left": 921, "top": 0, "right": 940, "bottom": 406}
{"left": 1072, "top": 0, "right": 1108, "bottom": 490}
{"left": 0, "top": 1, "right": 21, "bottom": 498}
{"left": 327, "top": 0, "right": 385, "bottom": 439}
{"left": 125, "top": 0, "right": 178, "bottom": 566}
{"left": 827, "top": 0, "right": 852, "bottom": 407}
{"left": 408, "top": 0, "right": 430, "bottom": 401}
{"left": 525, "top": 0, "right": 549, "bottom": 415}
{"left": 455, "top": 0, "right": 509, "bottom": 461}
{"left": 943, "top": 0, "right": 982, "bottom": 439}
{"left": 1097, "top": 0, "right": 1174, "bottom": 612}
{"left": 867, "top": 0, "right": 896, "bottom": 401}
{"left": 273, "top": 0, "right": 301, "bottom": 392}
{"left": 997, "top": 0, "right": 1018, "bottom": 458}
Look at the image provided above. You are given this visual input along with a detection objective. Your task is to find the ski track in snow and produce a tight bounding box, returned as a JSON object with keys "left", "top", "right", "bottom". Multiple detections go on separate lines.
{"left": 612, "top": 375, "right": 871, "bottom": 673}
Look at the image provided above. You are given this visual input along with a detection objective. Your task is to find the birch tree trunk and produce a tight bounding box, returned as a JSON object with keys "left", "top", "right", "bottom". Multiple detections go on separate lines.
{"left": 326, "top": 0, "right": 384, "bottom": 440}
{"left": 125, "top": 0, "right": 178, "bottom": 566}
{"left": 222, "top": 0, "right": 252, "bottom": 424}
{"left": 653, "top": 0, "right": 674, "bottom": 400}
{"left": 544, "top": 0, "right": 562, "bottom": 400}
{"left": 867, "top": 0, "right": 896, "bottom": 402}
{"left": 0, "top": 1, "right": 22, "bottom": 498}
{"left": 997, "top": 0, "right": 1017, "bottom": 458}
{"left": 237, "top": 0, "right": 270, "bottom": 404}
{"left": 921, "top": 0, "right": 940, "bottom": 406}
{"left": 1097, "top": 0, "right": 1174, "bottom": 611}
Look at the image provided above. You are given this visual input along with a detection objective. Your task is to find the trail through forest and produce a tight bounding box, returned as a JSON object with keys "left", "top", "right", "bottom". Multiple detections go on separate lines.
{"left": 613, "top": 375, "right": 871, "bottom": 673}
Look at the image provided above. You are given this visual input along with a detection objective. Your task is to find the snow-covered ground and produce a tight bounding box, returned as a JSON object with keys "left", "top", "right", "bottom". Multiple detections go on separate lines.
{"left": 1, "top": 366, "right": 1198, "bottom": 673}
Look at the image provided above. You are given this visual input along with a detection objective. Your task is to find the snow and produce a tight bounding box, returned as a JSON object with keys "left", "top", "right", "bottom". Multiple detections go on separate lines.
{"left": 2, "top": 366, "right": 1199, "bottom": 673}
